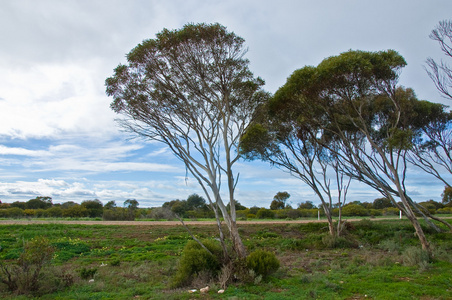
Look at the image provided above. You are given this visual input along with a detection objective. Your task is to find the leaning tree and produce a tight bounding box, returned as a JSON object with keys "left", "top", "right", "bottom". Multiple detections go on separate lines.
{"left": 105, "top": 23, "right": 267, "bottom": 259}
{"left": 263, "top": 49, "right": 450, "bottom": 253}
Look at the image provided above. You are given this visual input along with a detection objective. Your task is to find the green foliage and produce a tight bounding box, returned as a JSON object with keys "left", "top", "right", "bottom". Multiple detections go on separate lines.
{"left": 246, "top": 250, "right": 280, "bottom": 277}
{"left": 321, "top": 234, "right": 357, "bottom": 249}
{"left": 383, "top": 207, "right": 400, "bottom": 216}
{"left": 373, "top": 197, "right": 394, "bottom": 209}
{"left": 110, "top": 258, "right": 121, "bottom": 267}
{"left": 256, "top": 208, "right": 275, "bottom": 219}
{"left": 172, "top": 239, "right": 223, "bottom": 287}
{"left": 341, "top": 204, "right": 369, "bottom": 216}
{"left": 52, "top": 237, "right": 91, "bottom": 263}
{"left": 81, "top": 199, "right": 103, "bottom": 218}
{"left": 441, "top": 186, "right": 452, "bottom": 205}
{"left": 402, "top": 246, "right": 430, "bottom": 269}
{"left": 79, "top": 267, "right": 98, "bottom": 279}
{"left": 0, "top": 236, "right": 55, "bottom": 294}
{"left": 62, "top": 204, "right": 89, "bottom": 218}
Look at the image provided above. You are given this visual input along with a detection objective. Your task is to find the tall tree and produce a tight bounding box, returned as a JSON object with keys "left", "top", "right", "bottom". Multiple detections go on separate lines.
{"left": 263, "top": 49, "right": 450, "bottom": 252}
{"left": 426, "top": 20, "right": 452, "bottom": 100}
{"left": 270, "top": 191, "right": 291, "bottom": 210}
{"left": 106, "top": 23, "right": 266, "bottom": 258}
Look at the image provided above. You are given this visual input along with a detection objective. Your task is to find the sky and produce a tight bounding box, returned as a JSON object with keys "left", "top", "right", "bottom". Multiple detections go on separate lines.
{"left": 0, "top": 0, "right": 451, "bottom": 208}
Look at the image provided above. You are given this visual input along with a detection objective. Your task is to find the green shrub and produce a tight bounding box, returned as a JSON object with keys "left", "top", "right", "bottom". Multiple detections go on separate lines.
{"left": 341, "top": 204, "right": 369, "bottom": 216}
{"left": 110, "top": 258, "right": 121, "bottom": 266}
{"left": 402, "top": 246, "right": 430, "bottom": 269}
{"left": 256, "top": 208, "right": 275, "bottom": 219}
{"left": 172, "top": 239, "right": 223, "bottom": 287}
{"left": 437, "top": 207, "right": 452, "bottom": 214}
{"left": 383, "top": 207, "right": 400, "bottom": 216}
{"left": 321, "top": 234, "right": 356, "bottom": 249}
{"left": 79, "top": 267, "right": 98, "bottom": 279}
{"left": 0, "top": 236, "right": 55, "bottom": 294}
{"left": 246, "top": 250, "right": 280, "bottom": 277}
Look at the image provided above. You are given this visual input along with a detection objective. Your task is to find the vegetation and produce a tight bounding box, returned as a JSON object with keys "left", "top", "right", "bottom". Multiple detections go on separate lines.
{"left": 0, "top": 220, "right": 451, "bottom": 299}
{"left": 1, "top": 20, "right": 452, "bottom": 298}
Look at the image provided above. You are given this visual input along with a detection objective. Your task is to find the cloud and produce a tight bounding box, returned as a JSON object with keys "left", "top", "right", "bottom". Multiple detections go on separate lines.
{"left": 0, "top": 145, "right": 51, "bottom": 157}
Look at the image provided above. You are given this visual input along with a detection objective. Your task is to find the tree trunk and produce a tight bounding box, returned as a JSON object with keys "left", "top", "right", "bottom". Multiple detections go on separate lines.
{"left": 229, "top": 221, "right": 247, "bottom": 258}
{"left": 324, "top": 207, "right": 335, "bottom": 237}
{"left": 405, "top": 211, "right": 431, "bottom": 253}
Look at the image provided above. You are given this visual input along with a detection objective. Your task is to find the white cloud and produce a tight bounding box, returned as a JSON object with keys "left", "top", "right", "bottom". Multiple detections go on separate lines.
{"left": 0, "top": 61, "right": 118, "bottom": 139}
{"left": 0, "top": 145, "right": 51, "bottom": 157}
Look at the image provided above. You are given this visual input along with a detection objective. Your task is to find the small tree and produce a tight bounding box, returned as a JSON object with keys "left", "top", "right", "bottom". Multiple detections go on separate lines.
{"left": 271, "top": 191, "right": 290, "bottom": 210}
{"left": 124, "top": 199, "right": 139, "bottom": 220}
{"left": 442, "top": 186, "right": 452, "bottom": 205}
{"left": 373, "top": 197, "right": 394, "bottom": 209}
{"left": 81, "top": 199, "right": 103, "bottom": 218}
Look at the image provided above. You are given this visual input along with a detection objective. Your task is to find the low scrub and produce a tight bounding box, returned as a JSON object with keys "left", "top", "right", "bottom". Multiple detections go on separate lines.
{"left": 171, "top": 239, "right": 223, "bottom": 287}
{"left": 0, "top": 236, "right": 56, "bottom": 295}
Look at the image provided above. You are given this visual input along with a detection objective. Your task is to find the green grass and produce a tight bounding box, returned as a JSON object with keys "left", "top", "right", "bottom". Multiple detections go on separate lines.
{"left": 0, "top": 219, "right": 451, "bottom": 299}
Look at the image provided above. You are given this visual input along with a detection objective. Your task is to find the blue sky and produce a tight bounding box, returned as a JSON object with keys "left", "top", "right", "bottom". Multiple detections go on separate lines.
{"left": 0, "top": 0, "right": 451, "bottom": 208}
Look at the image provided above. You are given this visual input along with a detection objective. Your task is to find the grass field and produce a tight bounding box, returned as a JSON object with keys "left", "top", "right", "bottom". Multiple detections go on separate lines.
{"left": 0, "top": 218, "right": 451, "bottom": 299}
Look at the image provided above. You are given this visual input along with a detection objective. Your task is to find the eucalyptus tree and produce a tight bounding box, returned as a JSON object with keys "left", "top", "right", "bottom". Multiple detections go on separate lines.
{"left": 241, "top": 91, "right": 351, "bottom": 237}
{"left": 426, "top": 20, "right": 452, "bottom": 100}
{"left": 263, "top": 49, "right": 449, "bottom": 252}
{"left": 105, "top": 23, "right": 266, "bottom": 258}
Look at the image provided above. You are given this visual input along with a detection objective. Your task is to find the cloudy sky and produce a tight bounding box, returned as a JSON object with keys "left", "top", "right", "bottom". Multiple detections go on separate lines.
{"left": 0, "top": 0, "right": 451, "bottom": 208}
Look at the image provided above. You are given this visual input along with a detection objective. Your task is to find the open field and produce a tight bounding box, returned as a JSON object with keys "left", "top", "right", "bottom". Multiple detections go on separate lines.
{"left": 0, "top": 218, "right": 451, "bottom": 299}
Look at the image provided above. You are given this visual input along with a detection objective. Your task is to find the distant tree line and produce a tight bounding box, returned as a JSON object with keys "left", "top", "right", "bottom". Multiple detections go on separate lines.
{"left": 1, "top": 191, "right": 451, "bottom": 220}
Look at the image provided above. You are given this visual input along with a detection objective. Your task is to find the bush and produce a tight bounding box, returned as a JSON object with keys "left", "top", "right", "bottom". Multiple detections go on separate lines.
{"left": 79, "top": 267, "right": 97, "bottom": 279}
{"left": 172, "top": 239, "right": 223, "bottom": 287}
{"left": 246, "top": 250, "right": 279, "bottom": 277}
{"left": 383, "top": 207, "right": 400, "bottom": 216}
{"left": 402, "top": 246, "right": 430, "bottom": 270}
{"left": 0, "top": 236, "right": 55, "bottom": 294}
{"left": 437, "top": 207, "right": 452, "bottom": 214}
{"left": 256, "top": 208, "right": 275, "bottom": 219}
{"left": 341, "top": 204, "right": 369, "bottom": 216}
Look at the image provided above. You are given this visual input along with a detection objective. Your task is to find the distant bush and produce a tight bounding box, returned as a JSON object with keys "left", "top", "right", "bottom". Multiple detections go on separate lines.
{"left": 0, "top": 207, "right": 24, "bottom": 218}
{"left": 147, "top": 207, "right": 174, "bottom": 220}
{"left": 437, "top": 207, "right": 452, "bottom": 214}
{"left": 341, "top": 204, "right": 369, "bottom": 216}
{"left": 256, "top": 208, "right": 275, "bottom": 219}
{"left": 383, "top": 207, "right": 400, "bottom": 216}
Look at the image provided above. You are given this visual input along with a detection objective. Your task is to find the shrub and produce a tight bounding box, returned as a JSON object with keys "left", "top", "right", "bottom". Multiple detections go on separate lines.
{"left": 0, "top": 236, "right": 55, "bottom": 294}
{"left": 246, "top": 250, "right": 280, "bottom": 277}
{"left": 321, "top": 234, "right": 357, "bottom": 249}
{"left": 383, "top": 207, "right": 400, "bottom": 216}
{"left": 256, "top": 208, "right": 275, "bottom": 219}
{"left": 172, "top": 239, "right": 223, "bottom": 287}
{"left": 79, "top": 267, "right": 97, "bottom": 279}
{"left": 402, "top": 246, "right": 430, "bottom": 270}
{"left": 437, "top": 207, "right": 452, "bottom": 214}
{"left": 341, "top": 204, "right": 369, "bottom": 216}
